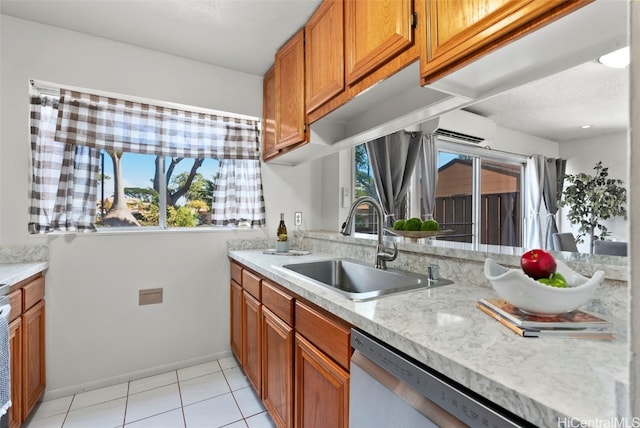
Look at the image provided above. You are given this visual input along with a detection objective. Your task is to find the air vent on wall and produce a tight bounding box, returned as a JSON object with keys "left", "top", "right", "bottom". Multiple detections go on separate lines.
{"left": 431, "top": 128, "right": 485, "bottom": 144}
{"left": 421, "top": 110, "right": 497, "bottom": 145}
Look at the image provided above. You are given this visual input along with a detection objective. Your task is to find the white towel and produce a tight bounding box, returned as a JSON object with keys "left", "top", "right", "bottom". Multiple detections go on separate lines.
{"left": 0, "top": 304, "right": 11, "bottom": 416}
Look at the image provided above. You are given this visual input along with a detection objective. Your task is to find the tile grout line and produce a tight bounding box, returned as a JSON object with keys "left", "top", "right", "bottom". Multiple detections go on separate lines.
{"left": 175, "top": 369, "right": 188, "bottom": 428}
{"left": 59, "top": 393, "right": 75, "bottom": 427}
{"left": 121, "top": 380, "right": 130, "bottom": 427}
{"left": 221, "top": 362, "right": 250, "bottom": 427}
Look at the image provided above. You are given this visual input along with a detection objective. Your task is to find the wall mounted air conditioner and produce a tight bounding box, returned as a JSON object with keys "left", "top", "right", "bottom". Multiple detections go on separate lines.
{"left": 421, "top": 110, "right": 496, "bottom": 145}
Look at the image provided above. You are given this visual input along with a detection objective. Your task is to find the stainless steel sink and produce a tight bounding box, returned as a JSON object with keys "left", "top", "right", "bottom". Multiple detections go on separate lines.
{"left": 281, "top": 259, "right": 453, "bottom": 301}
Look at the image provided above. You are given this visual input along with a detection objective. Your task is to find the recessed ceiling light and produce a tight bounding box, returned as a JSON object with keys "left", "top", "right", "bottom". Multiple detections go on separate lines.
{"left": 580, "top": 125, "right": 592, "bottom": 129}
{"left": 598, "top": 47, "right": 630, "bottom": 68}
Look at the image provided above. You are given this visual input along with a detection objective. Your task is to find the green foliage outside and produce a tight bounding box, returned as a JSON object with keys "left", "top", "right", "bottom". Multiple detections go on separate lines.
{"left": 98, "top": 155, "right": 215, "bottom": 228}
{"left": 560, "top": 161, "right": 627, "bottom": 253}
{"left": 355, "top": 144, "right": 376, "bottom": 199}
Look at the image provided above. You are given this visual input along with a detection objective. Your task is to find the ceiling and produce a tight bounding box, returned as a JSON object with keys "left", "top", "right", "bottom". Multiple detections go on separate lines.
{"left": 0, "top": 0, "right": 628, "bottom": 143}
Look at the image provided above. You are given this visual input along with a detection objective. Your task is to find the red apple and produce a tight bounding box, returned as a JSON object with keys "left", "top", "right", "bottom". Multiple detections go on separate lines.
{"left": 520, "top": 249, "right": 557, "bottom": 280}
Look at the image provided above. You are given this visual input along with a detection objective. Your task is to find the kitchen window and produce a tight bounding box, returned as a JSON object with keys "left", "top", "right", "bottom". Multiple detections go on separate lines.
{"left": 28, "top": 82, "right": 265, "bottom": 233}
{"left": 354, "top": 138, "right": 525, "bottom": 247}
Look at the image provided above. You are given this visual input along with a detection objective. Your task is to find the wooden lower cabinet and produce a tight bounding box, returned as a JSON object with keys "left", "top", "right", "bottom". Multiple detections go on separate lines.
{"left": 294, "top": 334, "right": 349, "bottom": 428}
{"left": 6, "top": 273, "right": 46, "bottom": 427}
{"left": 230, "top": 279, "right": 243, "bottom": 361}
{"left": 8, "top": 317, "right": 22, "bottom": 428}
{"left": 242, "top": 291, "right": 262, "bottom": 394}
{"left": 229, "top": 261, "right": 351, "bottom": 427}
{"left": 21, "top": 300, "right": 46, "bottom": 418}
{"left": 262, "top": 308, "right": 294, "bottom": 428}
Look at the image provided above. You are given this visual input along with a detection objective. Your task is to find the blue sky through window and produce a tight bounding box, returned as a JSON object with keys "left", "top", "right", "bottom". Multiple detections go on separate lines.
{"left": 98, "top": 151, "right": 219, "bottom": 203}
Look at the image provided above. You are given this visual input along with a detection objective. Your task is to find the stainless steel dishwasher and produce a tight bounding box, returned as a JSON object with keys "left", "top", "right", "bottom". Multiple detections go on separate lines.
{"left": 350, "top": 329, "right": 533, "bottom": 428}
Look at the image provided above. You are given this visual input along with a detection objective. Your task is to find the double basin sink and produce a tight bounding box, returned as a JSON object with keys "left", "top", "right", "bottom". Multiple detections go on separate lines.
{"left": 281, "top": 258, "right": 453, "bottom": 301}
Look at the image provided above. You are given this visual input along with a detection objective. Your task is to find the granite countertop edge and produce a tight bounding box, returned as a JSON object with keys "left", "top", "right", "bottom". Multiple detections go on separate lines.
{"left": 0, "top": 261, "right": 49, "bottom": 287}
{"left": 228, "top": 249, "right": 628, "bottom": 427}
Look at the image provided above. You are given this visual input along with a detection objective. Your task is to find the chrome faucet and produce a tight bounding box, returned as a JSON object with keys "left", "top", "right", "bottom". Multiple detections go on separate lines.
{"left": 341, "top": 196, "right": 398, "bottom": 270}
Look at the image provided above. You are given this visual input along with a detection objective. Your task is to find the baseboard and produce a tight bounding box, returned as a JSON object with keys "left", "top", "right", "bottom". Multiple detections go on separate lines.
{"left": 41, "top": 350, "right": 234, "bottom": 401}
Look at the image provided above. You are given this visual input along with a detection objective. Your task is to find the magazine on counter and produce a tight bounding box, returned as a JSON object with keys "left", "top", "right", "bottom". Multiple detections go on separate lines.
{"left": 477, "top": 298, "right": 612, "bottom": 329}
{"left": 476, "top": 302, "right": 614, "bottom": 339}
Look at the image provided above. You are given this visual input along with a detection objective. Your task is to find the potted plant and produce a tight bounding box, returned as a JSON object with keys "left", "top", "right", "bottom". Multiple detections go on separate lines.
{"left": 560, "top": 161, "right": 627, "bottom": 253}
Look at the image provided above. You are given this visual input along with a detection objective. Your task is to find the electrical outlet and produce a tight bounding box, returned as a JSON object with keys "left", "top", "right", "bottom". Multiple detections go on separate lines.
{"left": 295, "top": 212, "right": 302, "bottom": 226}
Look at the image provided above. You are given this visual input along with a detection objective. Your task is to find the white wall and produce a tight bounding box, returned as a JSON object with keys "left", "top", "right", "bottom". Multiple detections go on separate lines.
{"left": 0, "top": 15, "right": 322, "bottom": 396}
{"left": 491, "top": 127, "right": 560, "bottom": 158}
{"left": 559, "top": 132, "right": 629, "bottom": 252}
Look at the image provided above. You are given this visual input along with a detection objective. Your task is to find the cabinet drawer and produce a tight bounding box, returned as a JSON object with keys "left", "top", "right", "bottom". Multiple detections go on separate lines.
{"left": 295, "top": 301, "right": 351, "bottom": 370}
{"left": 242, "top": 270, "right": 261, "bottom": 300}
{"left": 23, "top": 276, "right": 45, "bottom": 311}
{"left": 8, "top": 289, "right": 22, "bottom": 323}
{"left": 262, "top": 280, "right": 294, "bottom": 326}
{"left": 230, "top": 261, "right": 243, "bottom": 284}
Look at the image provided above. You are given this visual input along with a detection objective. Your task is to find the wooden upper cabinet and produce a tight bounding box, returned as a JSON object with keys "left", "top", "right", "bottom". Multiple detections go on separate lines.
{"left": 305, "top": 0, "right": 345, "bottom": 114}
{"left": 275, "top": 28, "right": 307, "bottom": 149}
{"left": 420, "top": 0, "right": 593, "bottom": 83}
{"left": 262, "top": 66, "right": 277, "bottom": 161}
{"left": 345, "top": 0, "right": 414, "bottom": 85}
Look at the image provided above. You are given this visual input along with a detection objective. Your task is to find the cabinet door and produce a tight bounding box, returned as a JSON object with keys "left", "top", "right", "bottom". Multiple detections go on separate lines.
{"left": 275, "top": 29, "right": 306, "bottom": 150}
{"left": 8, "top": 318, "right": 22, "bottom": 428}
{"left": 420, "top": 0, "right": 590, "bottom": 83}
{"left": 230, "top": 279, "right": 243, "bottom": 361}
{"left": 345, "top": 0, "right": 414, "bottom": 85}
{"left": 295, "top": 334, "right": 349, "bottom": 428}
{"left": 262, "top": 66, "right": 278, "bottom": 161}
{"left": 22, "top": 300, "right": 45, "bottom": 418}
{"left": 305, "top": 0, "right": 344, "bottom": 114}
{"left": 242, "top": 291, "right": 262, "bottom": 395}
{"left": 262, "top": 308, "right": 294, "bottom": 428}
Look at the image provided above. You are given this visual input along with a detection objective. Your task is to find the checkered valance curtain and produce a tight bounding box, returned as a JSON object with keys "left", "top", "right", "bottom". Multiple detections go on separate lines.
{"left": 55, "top": 89, "right": 261, "bottom": 160}
{"left": 29, "top": 86, "right": 265, "bottom": 232}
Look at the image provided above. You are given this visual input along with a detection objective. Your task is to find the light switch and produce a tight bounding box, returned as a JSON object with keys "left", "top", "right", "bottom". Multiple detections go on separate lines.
{"left": 341, "top": 187, "right": 351, "bottom": 208}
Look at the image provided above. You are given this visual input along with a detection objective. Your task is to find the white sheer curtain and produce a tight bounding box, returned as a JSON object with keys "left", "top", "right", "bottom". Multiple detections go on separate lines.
{"left": 525, "top": 155, "right": 545, "bottom": 249}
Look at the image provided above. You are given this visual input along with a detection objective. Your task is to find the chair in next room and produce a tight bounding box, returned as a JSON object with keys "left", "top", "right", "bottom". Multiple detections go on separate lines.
{"left": 552, "top": 233, "right": 579, "bottom": 252}
{"left": 593, "top": 240, "right": 628, "bottom": 257}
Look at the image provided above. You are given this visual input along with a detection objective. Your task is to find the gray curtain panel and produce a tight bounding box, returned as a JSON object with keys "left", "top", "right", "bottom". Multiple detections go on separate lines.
{"left": 542, "top": 158, "right": 567, "bottom": 250}
{"left": 500, "top": 193, "right": 517, "bottom": 246}
{"left": 365, "top": 131, "right": 422, "bottom": 226}
{"left": 418, "top": 134, "right": 438, "bottom": 220}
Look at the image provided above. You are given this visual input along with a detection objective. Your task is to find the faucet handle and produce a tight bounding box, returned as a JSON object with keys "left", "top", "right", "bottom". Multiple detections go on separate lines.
{"left": 378, "top": 241, "right": 398, "bottom": 262}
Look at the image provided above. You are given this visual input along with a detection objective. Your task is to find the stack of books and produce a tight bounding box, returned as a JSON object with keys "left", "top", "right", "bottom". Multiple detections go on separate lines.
{"left": 477, "top": 298, "right": 614, "bottom": 339}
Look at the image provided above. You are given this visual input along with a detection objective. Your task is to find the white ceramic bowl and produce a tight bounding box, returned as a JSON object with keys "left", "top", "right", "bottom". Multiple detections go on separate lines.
{"left": 483, "top": 258, "right": 604, "bottom": 316}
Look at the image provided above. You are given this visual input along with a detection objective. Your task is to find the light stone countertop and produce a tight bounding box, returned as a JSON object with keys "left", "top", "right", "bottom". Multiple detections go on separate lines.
{"left": 228, "top": 249, "right": 628, "bottom": 427}
{"left": 0, "top": 262, "right": 49, "bottom": 287}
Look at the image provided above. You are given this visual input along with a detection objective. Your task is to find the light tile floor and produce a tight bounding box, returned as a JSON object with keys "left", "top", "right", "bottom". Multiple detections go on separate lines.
{"left": 24, "top": 356, "right": 276, "bottom": 428}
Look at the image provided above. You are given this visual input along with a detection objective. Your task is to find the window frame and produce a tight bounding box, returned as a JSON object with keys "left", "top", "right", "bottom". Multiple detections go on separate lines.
{"left": 353, "top": 137, "right": 528, "bottom": 247}
{"left": 29, "top": 80, "right": 263, "bottom": 234}
{"left": 436, "top": 139, "right": 527, "bottom": 246}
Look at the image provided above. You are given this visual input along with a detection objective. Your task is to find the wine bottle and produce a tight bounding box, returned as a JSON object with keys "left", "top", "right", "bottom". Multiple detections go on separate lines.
{"left": 277, "top": 213, "right": 288, "bottom": 241}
